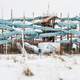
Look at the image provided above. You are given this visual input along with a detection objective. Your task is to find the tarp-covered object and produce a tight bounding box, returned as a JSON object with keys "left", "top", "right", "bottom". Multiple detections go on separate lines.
{"left": 57, "top": 38, "right": 80, "bottom": 43}
{"left": 38, "top": 42, "right": 60, "bottom": 54}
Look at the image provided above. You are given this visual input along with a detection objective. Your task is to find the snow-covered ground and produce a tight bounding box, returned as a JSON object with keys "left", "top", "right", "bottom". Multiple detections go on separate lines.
{"left": 0, "top": 54, "right": 80, "bottom": 80}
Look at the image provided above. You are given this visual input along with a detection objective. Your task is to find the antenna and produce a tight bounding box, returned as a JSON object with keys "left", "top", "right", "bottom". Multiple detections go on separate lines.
{"left": 32, "top": 12, "right": 34, "bottom": 24}
{"left": 47, "top": 2, "right": 50, "bottom": 16}
{"left": 11, "top": 9, "right": 13, "bottom": 21}
{"left": 60, "top": 12, "right": 62, "bottom": 18}
{"left": 1, "top": 8, "right": 3, "bottom": 19}
{"left": 23, "top": 11, "right": 25, "bottom": 24}
{"left": 79, "top": 13, "right": 80, "bottom": 31}
{"left": 32, "top": 12, "right": 34, "bottom": 18}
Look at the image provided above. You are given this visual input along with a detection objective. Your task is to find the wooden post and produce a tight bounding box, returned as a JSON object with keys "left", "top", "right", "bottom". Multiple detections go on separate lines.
{"left": 52, "top": 17, "right": 55, "bottom": 42}
{"left": 11, "top": 9, "right": 13, "bottom": 53}
{"left": 22, "top": 30, "right": 25, "bottom": 54}
{"left": 6, "top": 42, "right": 8, "bottom": 54}
{"left": 2, "top": 29, "right": 4, "bottom": 54}
{"left": 67, "top": 13, "right": 70, "bottom": 53}
{"left": 23, "top": 12, "right": 25, "bottom": 39}
{"left": 70, "top": 33, "right": 73, "bottom": 52}
{"left": 1, "top": 8, "right": 4, "bottom": 54}
{"left": 22, "top": 12, "right": 26, "bottom": 55}
{"left": 32, "top": 12, "right": 35, "bottom": 42}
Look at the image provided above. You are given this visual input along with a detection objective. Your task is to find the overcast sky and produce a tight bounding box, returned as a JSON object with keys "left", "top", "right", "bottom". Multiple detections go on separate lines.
{"left": 0, "top": 0, "right": 80, "bottom": 19}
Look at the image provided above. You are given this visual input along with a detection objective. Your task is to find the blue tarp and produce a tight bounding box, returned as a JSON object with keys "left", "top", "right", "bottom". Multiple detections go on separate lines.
{"left": 59, "top": 16, "right": 80, "bottom": 21}
{"left": 0, "top": 24, "right": 13, "bottom": 30}
{"left": 64, "top": 29, "right": 80, "bottom": 35}
{"left": 39, "top": 32, "right": 66, "bottom": 38}
{"left": 57, "top": 22, "right": 77, "bottom": 29}
{"left": 0, "top": 39, "right": 11, "bottom": 45}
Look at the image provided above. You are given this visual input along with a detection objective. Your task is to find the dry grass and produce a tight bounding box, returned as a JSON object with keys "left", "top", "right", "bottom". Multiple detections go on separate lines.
{"left": 23, "top": 68, "right": 34, "bottom": 76}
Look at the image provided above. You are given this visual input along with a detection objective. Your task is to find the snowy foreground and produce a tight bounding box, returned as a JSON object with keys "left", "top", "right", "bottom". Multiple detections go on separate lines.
{"left": 0, "top": 54, "right": 80, "bottom": 80}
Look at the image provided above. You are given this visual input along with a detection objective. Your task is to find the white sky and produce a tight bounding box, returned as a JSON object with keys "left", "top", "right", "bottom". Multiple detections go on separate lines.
{"left": 0, "top": 0, "right": 80, "bottom": 19}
